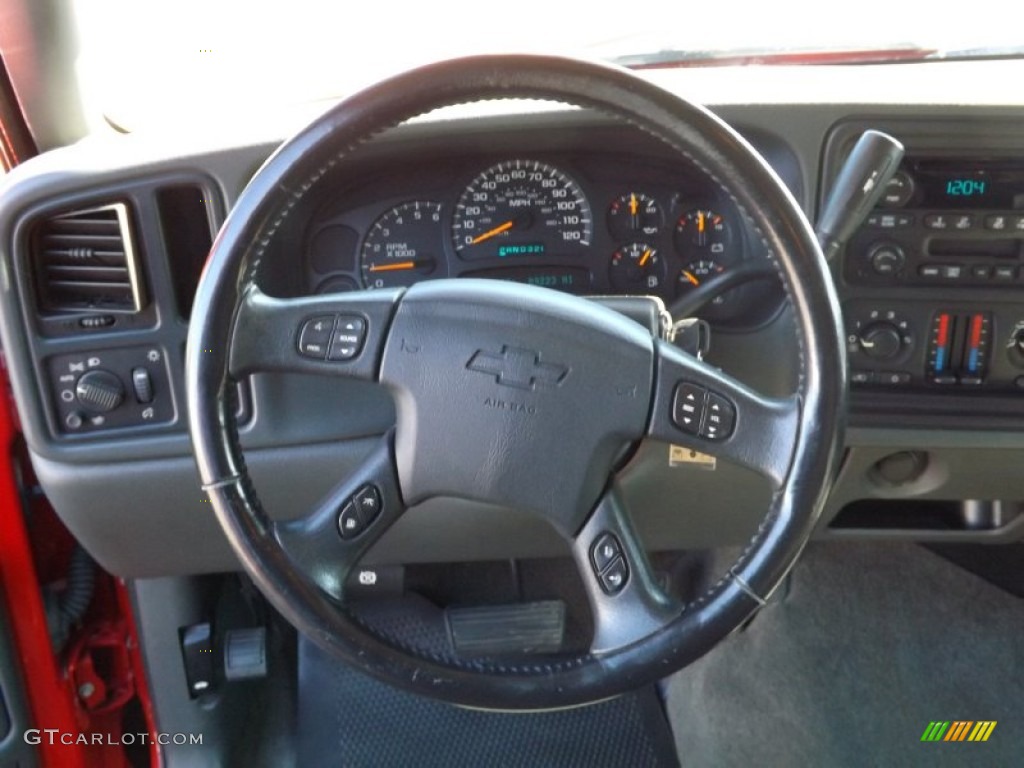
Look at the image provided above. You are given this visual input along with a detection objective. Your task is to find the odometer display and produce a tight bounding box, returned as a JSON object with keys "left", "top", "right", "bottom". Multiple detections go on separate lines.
{"left": 463, "top": 266, "right": 591, "bottom": 295}
{"left": 452, "top": 160, "right": 592, "bottom": 260}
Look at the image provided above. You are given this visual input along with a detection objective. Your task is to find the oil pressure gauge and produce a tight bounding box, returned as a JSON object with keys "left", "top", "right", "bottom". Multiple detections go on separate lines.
{"left": 607, "top": 193, "right": 662, "bottom": 241}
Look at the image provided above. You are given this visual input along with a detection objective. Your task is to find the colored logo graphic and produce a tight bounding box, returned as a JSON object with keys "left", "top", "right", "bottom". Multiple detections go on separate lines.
{"left": 921, "top": 721, "right": 996, "bottom": 742}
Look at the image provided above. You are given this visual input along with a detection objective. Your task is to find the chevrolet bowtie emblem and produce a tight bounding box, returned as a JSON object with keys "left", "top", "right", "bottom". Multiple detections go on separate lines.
{"left": 466, "top": 346, "right": 569, "bottom": 390}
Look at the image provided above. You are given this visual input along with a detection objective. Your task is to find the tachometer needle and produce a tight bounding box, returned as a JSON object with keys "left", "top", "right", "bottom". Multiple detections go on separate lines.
{"left": 368, "top": 261, "right": 416, "bottom": 273}
{"left": 469, "top": 219, "right": 515, "bottom": 245}
{"left": 639, "top": 249, "right": 652, "bottom": 267}
{"left": 681, "top": 270, "right": 700, "bottom": 286}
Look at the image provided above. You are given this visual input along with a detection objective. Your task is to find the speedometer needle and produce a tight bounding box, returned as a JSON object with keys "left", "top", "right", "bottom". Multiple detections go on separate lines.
{"left": 469, "top": 219, "right": 515, "bottom": 245}
{"left": 639, "top": 249, "right": 652, "bottom": 267}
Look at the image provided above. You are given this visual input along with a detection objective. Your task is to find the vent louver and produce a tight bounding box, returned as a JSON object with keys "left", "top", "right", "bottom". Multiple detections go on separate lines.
{"left": 32, "top": 203, "right": 145, "bottom": 314}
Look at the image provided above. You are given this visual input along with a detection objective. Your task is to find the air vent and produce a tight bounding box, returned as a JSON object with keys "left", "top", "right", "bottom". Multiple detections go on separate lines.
{"left": 31, "top": 203, "right": 145, "bottom": 314}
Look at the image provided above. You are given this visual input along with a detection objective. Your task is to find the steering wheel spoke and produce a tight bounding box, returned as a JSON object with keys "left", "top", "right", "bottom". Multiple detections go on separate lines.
{"left": 572, "top": 485, "right": 682, "bottom": 655}
{"left": 228, "top": 284, "right": 402, "bottom": 380}
{"left": 274, "top": 433, "right": 404, "bottom": 600}
{"left": 647, "top": 339, "right": 800, "bottom": 488}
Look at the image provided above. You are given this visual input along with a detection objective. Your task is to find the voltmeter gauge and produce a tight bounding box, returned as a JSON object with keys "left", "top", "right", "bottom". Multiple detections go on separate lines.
{"left": 674, "top": 208, "right": 734, "bottom": 257}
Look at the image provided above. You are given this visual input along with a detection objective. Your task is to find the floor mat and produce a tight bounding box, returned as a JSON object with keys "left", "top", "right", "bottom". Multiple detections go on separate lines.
{"left": 297, "top": 634, "right": 679, "bottom": 768}
{"left": 666, "top": 541, "right": 1024, "bottom": 767}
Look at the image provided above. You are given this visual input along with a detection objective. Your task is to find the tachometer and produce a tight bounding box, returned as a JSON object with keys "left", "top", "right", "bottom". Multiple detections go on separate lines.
{"left": 452, "top": 160, "right": 592, "bottom": 260}
{"left": 360, "top": 201, "right": 443, "bottom": 288}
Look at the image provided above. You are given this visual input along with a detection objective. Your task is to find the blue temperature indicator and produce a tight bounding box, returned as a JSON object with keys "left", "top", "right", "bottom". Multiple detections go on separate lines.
{"left": 945, "top": 179, "right": 987, "bottom": 197}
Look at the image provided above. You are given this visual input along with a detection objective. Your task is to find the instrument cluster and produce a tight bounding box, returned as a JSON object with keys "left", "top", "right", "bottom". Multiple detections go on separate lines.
{"left": 304, "top": 154, "right": 781, "bottom": 325}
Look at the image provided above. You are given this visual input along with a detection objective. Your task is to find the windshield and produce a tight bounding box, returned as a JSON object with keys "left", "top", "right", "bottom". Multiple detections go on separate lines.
{"left": 71, "top": 0, "right": 1022, "bottom": 133}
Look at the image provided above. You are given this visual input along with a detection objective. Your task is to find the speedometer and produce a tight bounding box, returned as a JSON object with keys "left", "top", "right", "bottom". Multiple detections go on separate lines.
{"left": 452, "top": 160, "right": 592, "bottom": 260}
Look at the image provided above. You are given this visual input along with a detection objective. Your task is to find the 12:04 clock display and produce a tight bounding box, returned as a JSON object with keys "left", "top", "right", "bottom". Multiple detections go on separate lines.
{"left": 945, "top": 178, "right": 987, "bottom": 197}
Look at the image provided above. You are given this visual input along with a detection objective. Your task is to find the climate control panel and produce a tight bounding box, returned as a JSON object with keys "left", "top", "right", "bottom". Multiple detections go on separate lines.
{"left": 925, "top": 311, "right": 991, "bottom": 385}
{"left": 844, "top": 300, "right": 1024, "bottom": 393}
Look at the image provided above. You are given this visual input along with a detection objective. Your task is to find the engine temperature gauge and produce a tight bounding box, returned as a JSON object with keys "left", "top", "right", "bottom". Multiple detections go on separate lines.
{"left": 677, "top": 259, "right": 727, "bottom": 304}
{"left": 607, "top": 193, "right": 662, "bottom": 241}
{"left": 609, "top": 243, "right": 667, "bottom": 294}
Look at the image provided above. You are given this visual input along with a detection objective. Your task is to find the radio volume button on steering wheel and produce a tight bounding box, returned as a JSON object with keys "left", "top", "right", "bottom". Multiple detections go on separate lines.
{"left": 672, "top": 382, "right": 707, "bottom": 433}
{"left": 672, "top": 382, "right": 736, "bottom": 440}
{"left": 703, "top": 393, "right": 736, "bottom": 440}
{"left": 328, "top": 316, "right": 367, "bottom": 361}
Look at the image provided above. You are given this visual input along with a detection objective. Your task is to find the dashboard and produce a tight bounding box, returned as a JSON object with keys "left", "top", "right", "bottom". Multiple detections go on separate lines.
{"left": 4, "top": 62, "right": 1024, "bottom": 582}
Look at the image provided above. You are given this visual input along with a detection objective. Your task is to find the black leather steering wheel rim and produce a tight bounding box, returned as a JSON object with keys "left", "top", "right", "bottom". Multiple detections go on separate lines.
{"left": 185, "top": 54, "right": 845, "bottom": 710}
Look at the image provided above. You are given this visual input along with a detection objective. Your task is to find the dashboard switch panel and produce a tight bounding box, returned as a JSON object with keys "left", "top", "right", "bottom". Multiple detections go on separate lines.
{"left": 48, "top": 347, "right": 174, "bottom": 435}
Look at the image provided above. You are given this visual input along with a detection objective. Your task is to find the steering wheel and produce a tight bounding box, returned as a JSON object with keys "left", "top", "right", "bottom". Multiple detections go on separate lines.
{"left": 185, "top": 55, "right": 845, "bottom": 710}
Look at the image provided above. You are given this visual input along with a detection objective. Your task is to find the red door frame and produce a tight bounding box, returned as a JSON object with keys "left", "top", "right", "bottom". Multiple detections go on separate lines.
{"left": 0, "top": 45, "right": 162, "bottom": 766}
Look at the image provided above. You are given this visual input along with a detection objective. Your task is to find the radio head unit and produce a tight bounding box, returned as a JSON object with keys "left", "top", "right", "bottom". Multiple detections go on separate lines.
{"left": 846, "top": 157, "right": 1024, "bottom": 288}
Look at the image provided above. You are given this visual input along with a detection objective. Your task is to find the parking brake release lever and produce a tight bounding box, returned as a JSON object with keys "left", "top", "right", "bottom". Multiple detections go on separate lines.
{"left": 816, "top": 129, "right": 905, "bottom": 260}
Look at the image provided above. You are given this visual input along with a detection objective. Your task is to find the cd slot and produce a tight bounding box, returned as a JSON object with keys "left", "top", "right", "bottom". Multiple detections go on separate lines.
{"left": 927, "top": 239, "right": 1020, "bottom": 259}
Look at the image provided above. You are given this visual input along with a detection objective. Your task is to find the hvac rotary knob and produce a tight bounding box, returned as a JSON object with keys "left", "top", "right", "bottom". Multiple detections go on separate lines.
{"left": 858, "top": 323, "right": 903, "bottom": 361}
{"left": 75, "top": 369, "right": 125, "bottom": 413}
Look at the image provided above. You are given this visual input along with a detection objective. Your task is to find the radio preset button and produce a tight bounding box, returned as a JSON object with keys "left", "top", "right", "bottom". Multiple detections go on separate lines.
{"left": 971, "top": 265, "right": 993, "bottom": 279}
{"left": 984, "top": 214, "right": 1009, "bottom": 231}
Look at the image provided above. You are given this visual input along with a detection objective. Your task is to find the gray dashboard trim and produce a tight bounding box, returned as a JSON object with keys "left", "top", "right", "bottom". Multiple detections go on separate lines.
{"left": 5, "top": 104, "right": 1024, "bottom": 579}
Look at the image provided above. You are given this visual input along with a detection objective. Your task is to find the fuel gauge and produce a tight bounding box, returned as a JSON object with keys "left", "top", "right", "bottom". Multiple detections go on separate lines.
{"left": 609, "top": 243, "right": 667, "bottom": 294}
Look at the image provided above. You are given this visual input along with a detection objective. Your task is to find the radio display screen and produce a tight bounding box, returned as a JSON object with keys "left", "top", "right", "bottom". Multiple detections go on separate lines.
{"left": 911, "top": 160, "right": 1024, "bottom": 209}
